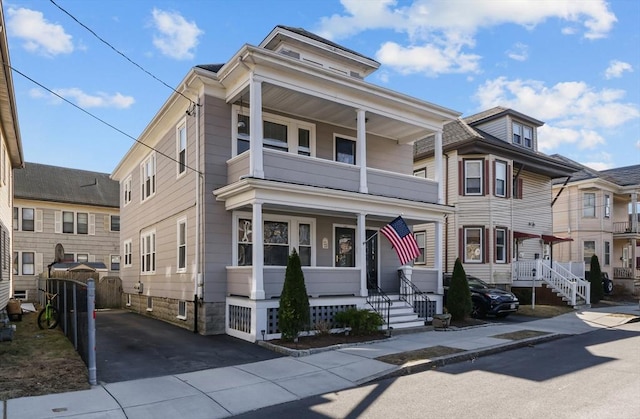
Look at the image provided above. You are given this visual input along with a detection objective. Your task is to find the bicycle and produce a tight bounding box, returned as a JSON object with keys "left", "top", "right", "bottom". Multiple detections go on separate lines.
{"left": 38, "top": 289, "right": 60, "bottom": 330}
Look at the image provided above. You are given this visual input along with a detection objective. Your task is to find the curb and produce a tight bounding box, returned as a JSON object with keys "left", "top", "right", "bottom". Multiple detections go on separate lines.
{"left": 257, "top": 335, "right": 399, "bottom": 357}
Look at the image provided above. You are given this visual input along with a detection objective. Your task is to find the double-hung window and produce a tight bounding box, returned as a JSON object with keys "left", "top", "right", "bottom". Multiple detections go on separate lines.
{"left": 414, "top": 232, "right": 426, "bottom": 264}
{"left": 523, "top": 126, "right": 533, "bottom": 148}
{"left": 464, "top": 227, "right": 483, "bottom": 263}
{"left": 123, "top": 176, "right": 132, "bottom": 206}
{"left": 335, "top": 137, "right": 356, "bottom": 165}
{"left": 604, "top": 241, "right": 610, "bottom": 266}
{"left": 77, "top": 213, "right": 88, "bottom": 235}
{"left": 513, "top": 122, "right": 533, "bottom": 148}
{"left": 464, "top": 160, "right": 483, "bottom": 195}
{"left": 583, "top": 193, "right": 596, "bottom": 217}
{"left": 63, "top": 211, "right": 74, "bottom": 233}
{"left": 141, "top": 231, "right": 156, "bottom": 273}
{"left": 12, "top": 208, "right": 17, "bottom": 231}
{"left": 264, "top": 221, "right": 289, "bottom": 266}
{"left": 604, "top": 194, "right": 611, "bottom": 218}
{"left": 495, "top": 161, "right": 506, "bottom": 197}
{"left": 495, "top": 228, "right": 506, "bottom": 263}
{"left": 298, "top": 223, "right": 312, "bottom": 266}
{"left": 177, "top": 219, "right": 187, "bottom": 271}
{"left": 22, "top": 252, "right": 34, "bottom": 275}
{"left": 21, "top": 208, "right": 35, "bottom": 232}
{"left": 111, "top": 255, "right": 120, "bottom": 271}
{"left": 141, "top": 153, "right": 156, "bottom": 201}
{"left": 111, "top": 216, "right": 120, "bottom": 232}
{"left": 177, "top": 121, "right": 187, "bottom": 176}
{"left": 583, "top": 241, "right": 595, "bottom": 265}
{"left": 123, "top": 240, "right": 132, "bottom": 267}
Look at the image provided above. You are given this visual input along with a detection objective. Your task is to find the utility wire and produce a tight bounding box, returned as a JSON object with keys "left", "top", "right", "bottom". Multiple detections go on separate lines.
{"left": 5, "top": 62, "right": 202, "bottom": 175}
{"left": 49, "top": 0, "right": 196, "bottom": 108}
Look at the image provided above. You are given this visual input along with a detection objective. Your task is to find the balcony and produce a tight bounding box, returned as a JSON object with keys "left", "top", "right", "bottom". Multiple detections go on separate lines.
{"left": 227, "top": 149, "right": 439, "bottom": 203}
{"left": 613, "top": 222, "right": 638, "bottom": 234}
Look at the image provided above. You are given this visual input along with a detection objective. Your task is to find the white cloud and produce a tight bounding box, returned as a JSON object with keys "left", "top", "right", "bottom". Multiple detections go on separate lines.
{"left": 7, "top": 7, "right": 73, "bottom": 56}
{"left": 474, "top": 76, "right": 639, "bottom": 151}
{"left": 316, "top": 0, "right": 616, "bottom": 76}
{"left": 507, "top": 43, "right": 529, "bottom": 61}
{"left": 604, "top": 60, "right": 633, "bottom": 79}
{"left": 36, "top": 88, "right": 135, "bottom": 109}
{"left": 150, "top": 9, "right": 203, "bottom": 60}
{"left": 582, "top": 161, "right": 612, "bottom": 171}
{"left": 636, "top": 140, "right": 640, "bottom": 149}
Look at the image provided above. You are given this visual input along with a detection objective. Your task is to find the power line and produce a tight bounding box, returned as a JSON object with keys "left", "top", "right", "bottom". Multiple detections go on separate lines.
{"left": 48, "top": 0, "right": 195, "bottom": 108}
{"left": 5, "top": 62, "right": 202, "bottom": 175}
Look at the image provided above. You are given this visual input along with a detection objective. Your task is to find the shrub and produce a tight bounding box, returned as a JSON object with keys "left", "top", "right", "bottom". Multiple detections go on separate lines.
{"left": 589, "top": 255, "right": 604, "bottom": 304}
{"left": 278, "top": 249, "right": 310, "bottom": 341}
{"left": 334, "top": 308, "right": 383, "bottom": 335}
{"left": 313, "top": 320, "right": 332, "bottom": 336}
{"left": 446, "top": 258, "right": 472, "bottom": 321}
{"left": 511, "top": 287, "right": 532, "bottom": 305}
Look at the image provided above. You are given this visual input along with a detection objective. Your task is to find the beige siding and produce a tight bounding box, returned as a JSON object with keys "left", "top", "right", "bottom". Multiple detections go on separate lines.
{"left": 474, "top": 118, "right": 508, "bottom": 142}
{"left": 0, "top": 144, "right": 13, "bottom": 308}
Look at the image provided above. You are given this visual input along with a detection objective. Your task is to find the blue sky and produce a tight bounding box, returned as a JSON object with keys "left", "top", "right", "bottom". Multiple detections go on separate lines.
{"left": 4, "top": 0, "right": 639, "bottom": 174}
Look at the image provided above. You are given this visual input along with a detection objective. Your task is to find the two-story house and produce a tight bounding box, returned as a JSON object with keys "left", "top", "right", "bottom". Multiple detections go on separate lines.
{"left": 0, "top": 3, "right": 25, "bottom": 312}
{"left": 414, "top": 107, "right": 587, "bottom": 305}
{"left": 13, "top": 163, "right": 120, "bottom": 301}
{"left": 550, "top": 157, "right": 639, "bottom": 295}
{"left": 111, "top": 25, "right": 460, "bottom": 342}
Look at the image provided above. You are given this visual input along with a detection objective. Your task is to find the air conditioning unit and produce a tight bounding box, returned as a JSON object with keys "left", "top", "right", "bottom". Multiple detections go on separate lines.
{"left": 133, "top": 281, "right": 143, "bottom": 294}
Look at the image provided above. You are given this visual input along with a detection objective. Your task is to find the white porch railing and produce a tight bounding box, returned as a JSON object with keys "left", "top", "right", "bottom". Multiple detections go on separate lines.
{"left": 512, "top": 260, "right": 590, "bottom": 306}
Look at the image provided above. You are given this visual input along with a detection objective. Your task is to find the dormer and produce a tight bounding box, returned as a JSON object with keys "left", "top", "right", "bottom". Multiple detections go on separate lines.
{"left": 464, "top": 107, "right": 544, "bottom": 152}
{"left": 259, "top": 25, "right": 380, "bottom": 80}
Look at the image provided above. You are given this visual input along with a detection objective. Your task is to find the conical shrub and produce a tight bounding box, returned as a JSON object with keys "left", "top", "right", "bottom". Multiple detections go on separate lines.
{"left": 278, "top": 249, "right": 310, "bottom": 340}
{"left": 446, "top": 257, "right": 472, "bottom": 321}
{"left": 589, "top": 255, "right": 604, "bottom": 304}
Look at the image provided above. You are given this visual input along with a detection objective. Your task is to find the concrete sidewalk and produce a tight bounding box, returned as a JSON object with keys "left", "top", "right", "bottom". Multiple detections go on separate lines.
{"left": 4, "top": 304, "right": 639, "bottom": 419}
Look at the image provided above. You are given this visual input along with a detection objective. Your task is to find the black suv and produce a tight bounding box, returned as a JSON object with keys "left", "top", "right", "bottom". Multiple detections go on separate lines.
{"left": 443, "top": 274, "right": 519, "bottom": 318}
{"left": 584, "top": 271, "right": 614, "bottom": 295}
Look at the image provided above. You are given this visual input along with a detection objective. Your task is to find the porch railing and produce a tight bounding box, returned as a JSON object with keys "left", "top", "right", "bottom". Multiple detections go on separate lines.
{"left": 513, "top": 260, "right": 590, "bottom": 306}
{"left": 613, "top": 221, "right": 637, "bottom": 234}
{"left": 613, "top": 267, "right": 639, "bottom": 279}
{"left": 366, "top": 284, "right": 392, "bottom": 330}
{"left": 398, "top": 270, "right": 435, "bottom": 320}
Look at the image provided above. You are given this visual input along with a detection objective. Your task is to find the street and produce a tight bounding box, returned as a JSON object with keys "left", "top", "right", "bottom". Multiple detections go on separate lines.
{"left": 234, "top": 320, "right": 640, "bottom": 419}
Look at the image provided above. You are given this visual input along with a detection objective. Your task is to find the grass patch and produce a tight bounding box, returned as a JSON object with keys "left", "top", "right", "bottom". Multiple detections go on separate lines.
{"left": 375, "top": 346, "right": 465, "bottom": 366}
{"left": 0, "top": 312, "right": 90, "bottom": 401}
{"left": 491, "top": 330, "right": 551, "bottom": 340}
{"left": 517, "top": 305, "right": 574, "bottom": 318}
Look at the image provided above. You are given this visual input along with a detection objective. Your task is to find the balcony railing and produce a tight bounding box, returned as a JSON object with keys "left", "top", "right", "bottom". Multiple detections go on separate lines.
{"left": 227, "top": 149, "right": 439, "bottom": 203}
{"left": 613, "top": 222, "right": 638, "bottom": 234}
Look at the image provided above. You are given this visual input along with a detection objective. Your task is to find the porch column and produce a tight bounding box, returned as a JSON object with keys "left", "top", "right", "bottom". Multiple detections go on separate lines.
{"left": 357, "top": 212, "right": 367, "bottom": 297}
{"left": 434, "top": 130, "right": 444, "bottom": 204}
{"left": 249, "top": 75, "right": 264, "bottom": 179}
{"left": 632, "top": 192, "right": 638, "bottom": 233}
{"left": 356, "top": 109, "right": 368, "bottom": 193}
{"left": 251, "top": 201, "right": 265, "bottom": 300}
{"left": 435, "top": 220, "right": 444, "bottom": 294}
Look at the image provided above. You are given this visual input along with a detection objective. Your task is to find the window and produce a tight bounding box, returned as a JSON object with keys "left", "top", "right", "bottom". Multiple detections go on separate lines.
{"left": 22, "top": 208, "right": 34, "bottom": 231}
{"left": 13, "top": 207, "right": 17, "bottom": 230}
{"left": 124, "top": 240, "right": 132, "bottom": 267}
{"left": 464, "top": 227, "right": 483, "bottom": 263}
{"left": 177, "top": 219, "right": 186, "bottom": 271}
{"left": 414, "top": 232, "right": 426, "bottom": 264}
{"left": 604, "top": 194, "right": 611, "bottom": 218}
{"left": 495, "top": 161, "right": 507, "bottom": 197}
{"left": 63, "top": 253, "right": 75, "bottom": 262}
{"left": 22, "top": 252, "right": 34, "bottom": 275}
{"left": 236, "top": 215, "right": 314, "bottom": 266}
{"left": 77, "top": 213, "right": 88, "bottom": 235}
{"left": 513, "top": 122, "right": 522, "bottom": 145}
{"left": 604, "top": 241, "right": 610, "bottom": 266}
{"left": 12, "top": 252, "right": 17, "bottom": 275}
{"left": 583, "top": 193, "right": 596, "bottom": 217}
{"left": 141, "top": 231, "right": 156, "bottom": 273}
{"left": 76, "top": 254, "right": 89, "bottom": 263}
{"left": 583, "top": 241, "right": 596, "bottom": 265}
{"left": 234, "top": 110, "right": 315, "bottom": 156}
{"left": 413, "top": 168, "right": 426, "bottom": 178}
{"left": 523, "top": 126, "right": 533, "bottom": 148}
{"left": 111, "top": 255, "right": 120, "bottom": 271}
{"left": 495, "top": 228, "right": 506, "bottom": 263}
{"left": 335, "top": 137, "right": 356, "bottom": 165}
{"left": 177, "top": 300, "right": 187, "bottom": 320}
{"left": 464, "top": 160, "right": 483, "bottom": 195}
{"left": 111, "top": 216, "right": 120, "bottom": 232}
{"left": 141, "top": 153, "right": 156, "bottom": 201}
{"left": 63, "top": 211, "right": 74, "bottom": 233}
{"left": 123, "top": 176, "right": 132, "bottom": 206}
{"left": 177, "top": 121, "right": 187, "bottom": 175}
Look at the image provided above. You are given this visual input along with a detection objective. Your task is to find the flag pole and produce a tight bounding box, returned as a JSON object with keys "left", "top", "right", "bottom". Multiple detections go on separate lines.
{"left": 363, "top": 230, "right": 379, "bottom": 244}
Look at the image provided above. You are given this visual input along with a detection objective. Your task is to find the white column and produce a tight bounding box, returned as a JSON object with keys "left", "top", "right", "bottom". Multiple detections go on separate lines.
{"left": 356, "top": 109, "right": 368, "bottom": 193}
{"left": 357, "top": 212, "right": 367, "bottom": 296}
{"left": 251, "top": 202, "right": 265, "bottom": 300}
{"left": 435, "top": 220, "right": 444, "bottom": 294}
{"left": 434, "top": 130, "right": 444, "bottom": 204}
{"left": 249, "top": 75, "right": 264, "bottom": 179}
{"left": 632, "top": 192, "right": 638, "bottom": 233}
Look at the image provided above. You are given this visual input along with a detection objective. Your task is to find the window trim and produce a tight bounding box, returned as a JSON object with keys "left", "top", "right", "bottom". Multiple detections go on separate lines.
{"left": 463, "top": 227, "right": 484, "bottom": 264}
{"left": 177, "top": 218, "right": 187, "bottom": 272}
{"left": 512, "top": 121, "right": 533, "bottom": 148}
{"left": 176, "top": 118, "right": 187, "bottom": 177}
{"left": 583, "top": 240, "right": 596, "bottom": 266}
{"left": 463, "top": 159, "right": 484, "bottom": 196}
{"left": 413, "top": 168, "right": 427, "bottom": 178}
{"left": 495, "top": 227, "right": 507, "bottom": 263}
{"left": 141, "top": 152, "right": 157, "bottom": 202}
{"left": 21, "top": 251, "right": 35, "bottom": 276}
{"left": 177, "top": 300, "right": 187, "bottom": 320}
{"left": 604, "top": 194, "right": 611, "bottom": 218}
{"left": 141, "top": 230, "right": 156, "bottom": 274}
{"left": 334, "top": 135, "right": 357, "bottom": 165}
{"left": 494, "top": 160, "right": 507, "bottom": 198}
{"left": 123, "top": 175, "right": 132, "bottom": 206}
{"left": 21, "top": 207, "right": 35, "bottom": 232}
{"left": 583, "top": 192, "right": 596, "bottom": 218}
{"left": 233, "top": 212, "right": 316, "bottom": 267}
{"left": 110, "top": 215, "right": 120, "bottom": 232}
{"left": 414, "top": 231, "right": 426, "bottom": 265}
{"left": 604, "top": 241, "right": 610, "bottom": 266}
{"left": 123, "top": 239, "right": 132, "bottom": 267}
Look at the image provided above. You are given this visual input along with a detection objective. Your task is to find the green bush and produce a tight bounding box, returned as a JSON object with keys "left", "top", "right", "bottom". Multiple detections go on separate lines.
{"left": 334, "top": 308, "right": 383, "bottom": 335}
{"left": 446, "top": 258, "right": 472, "bottom": 321}
{"left": 511, "top": 288, "right": 532, "bottom": 305}
{"left": 589, "top": 255, "right": 604, "bottom": 304}
{"left": 278, "top": 249, "right": 310, "bottom": 341}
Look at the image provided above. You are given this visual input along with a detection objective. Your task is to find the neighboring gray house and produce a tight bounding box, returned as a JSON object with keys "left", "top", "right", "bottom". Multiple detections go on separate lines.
{"left": 13, "top": 163, "right": 120, "bottom": 300}
{"left": 111, "top": 25, "right": 460, "bottom": 341}
{"left": 0, "top": 3, "right": 25, "bottom": 312}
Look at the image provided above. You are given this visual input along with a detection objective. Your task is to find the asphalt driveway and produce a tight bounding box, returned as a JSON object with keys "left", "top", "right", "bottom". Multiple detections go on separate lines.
{"left": 95, "top": 309, "right": 282, "bottom": 383}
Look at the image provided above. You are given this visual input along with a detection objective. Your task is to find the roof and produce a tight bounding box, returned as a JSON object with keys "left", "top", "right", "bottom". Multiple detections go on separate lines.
{"left": 14, "top": 162, "right": 119, "bottom": 207}
{"left": 463, "top": 106, "right": 544, "bottom": 127}
{"left": 550, "top": 156, "right": 640, "bottom": 187}
{"left": 195, "top": 63, "right": 225, "bottom": 73}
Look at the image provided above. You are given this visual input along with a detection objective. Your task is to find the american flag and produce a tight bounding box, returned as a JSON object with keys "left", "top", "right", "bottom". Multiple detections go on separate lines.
{"left": 380, "top": 216, "right": 421, "bottom": 265}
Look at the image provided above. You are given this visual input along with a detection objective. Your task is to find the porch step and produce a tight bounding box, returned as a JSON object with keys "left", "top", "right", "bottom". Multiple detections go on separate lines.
{"left": 383, "top": 299, "right": 426, "bottom": 330}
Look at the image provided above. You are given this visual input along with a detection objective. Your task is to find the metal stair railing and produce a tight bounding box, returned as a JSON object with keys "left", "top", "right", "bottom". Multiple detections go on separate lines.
{"left": 366, "top": 284, "right": 392, "bottom": 330}
{"left": 398, "top": 270, "right": 435, "bottom": 321}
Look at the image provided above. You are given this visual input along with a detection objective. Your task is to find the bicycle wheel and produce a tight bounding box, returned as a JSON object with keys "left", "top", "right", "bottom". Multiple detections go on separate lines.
{"left": 37, "top": 306, "right": 60, "bottom": 329}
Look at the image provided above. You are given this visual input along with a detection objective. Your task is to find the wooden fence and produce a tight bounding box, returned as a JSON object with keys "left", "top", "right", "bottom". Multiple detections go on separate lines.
{"left": 48, "top": 271, "right": 122, "bottom": 309}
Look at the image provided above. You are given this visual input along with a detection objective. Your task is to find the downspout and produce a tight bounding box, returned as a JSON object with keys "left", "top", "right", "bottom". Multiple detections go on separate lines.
{"left": 194, "top": 96, "right": 202, "bottom": 333}
{"left": 551, "top": 176, "right": 571, "bottom": 207}
{"left": 444, "top": 153, "right": 449, "bottom": 273}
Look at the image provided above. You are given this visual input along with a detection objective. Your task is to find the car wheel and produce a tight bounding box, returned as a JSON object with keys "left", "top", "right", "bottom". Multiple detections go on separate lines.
{"left": 471, "top": 301, "right": 487, "bottom": 319}
{"left": 604, "top": 280, "right": 613, "bottom": 295}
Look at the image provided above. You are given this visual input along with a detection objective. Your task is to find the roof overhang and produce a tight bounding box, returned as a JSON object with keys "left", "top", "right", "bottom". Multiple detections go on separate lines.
{"left": 514, "top": 231, "right": 541, "bottom": 240}
{"left": 541, "top": 234, "right": 573, "bottom": 243}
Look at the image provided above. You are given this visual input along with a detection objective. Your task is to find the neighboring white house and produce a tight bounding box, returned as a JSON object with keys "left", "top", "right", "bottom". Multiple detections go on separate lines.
{"left": 0, "top": 3, "right": 25, "bottom": 312}
{"left": 111, "top": 25, "right": 460, "bottom": 341}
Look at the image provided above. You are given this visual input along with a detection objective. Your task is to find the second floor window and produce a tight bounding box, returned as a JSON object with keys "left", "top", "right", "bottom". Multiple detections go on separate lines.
{"left": 21, "top": 208, "right": 35, "bottom": 232}
{"left": 335, "top": 137, "right": 356, "bottom": 165}
{"left": 123, "top": 176, "right": 132, "bottom": 206}
{"left": 235, "top": 111, "right": 315, "bottom": 156}
{"left": 77, "top": 213, "right": 88, "bottom": 235}
{"left": 495, "top": 161, "right": 507, "bottom": 197}
{"left": 111, "top": 216, "right": 120, "bottom": 232}
{"left": 604, "top": 194, "right": 611, "bottom": 218}
{"left": 464, "top": 160, "right": 483, "bottom": 195}
{"left": 63, "top": 211, "right": 74, "bottom": 233}
{"left": 583, "top": 193, "right": 596, "bottom": 217}
{"left": 177, "top": 122, "right": 187, "bottom": 175}
{"left": 141, "top": 153, "right": 156, "bottom": 201}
